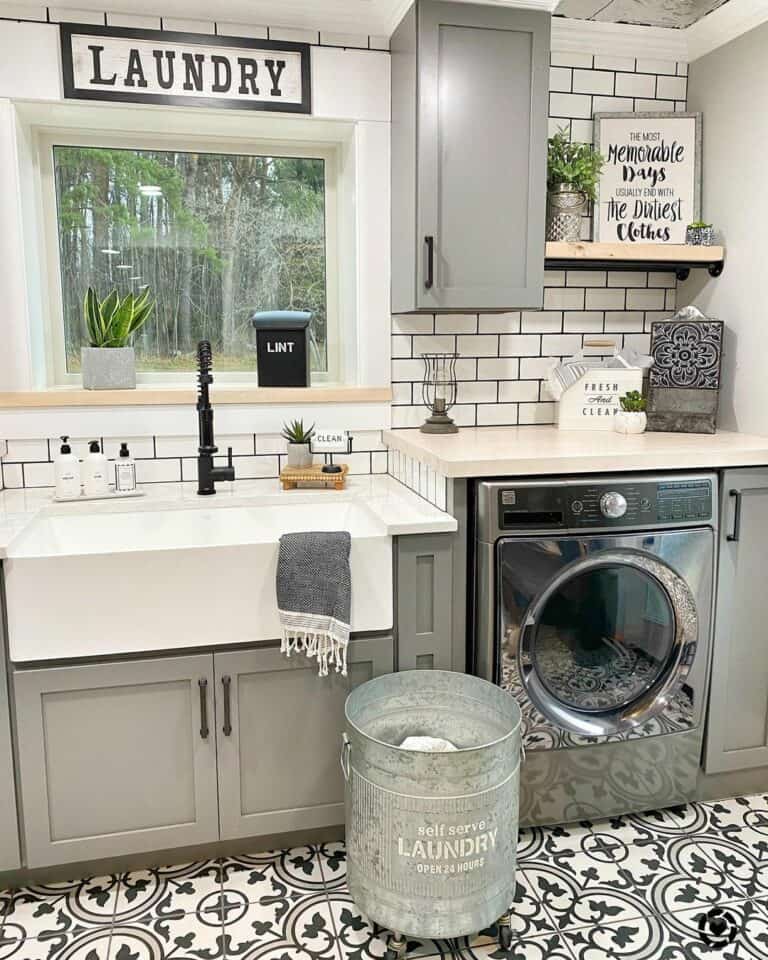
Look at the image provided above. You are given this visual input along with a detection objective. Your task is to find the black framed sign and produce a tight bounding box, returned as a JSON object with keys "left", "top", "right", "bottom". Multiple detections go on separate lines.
{"left": 60, "top": 24, "right": 312, "bottom": 113}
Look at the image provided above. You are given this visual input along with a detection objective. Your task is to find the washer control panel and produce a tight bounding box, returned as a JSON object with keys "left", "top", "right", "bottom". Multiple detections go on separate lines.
{"left": 497, "top": 477, "right": 713, "bottom": 530}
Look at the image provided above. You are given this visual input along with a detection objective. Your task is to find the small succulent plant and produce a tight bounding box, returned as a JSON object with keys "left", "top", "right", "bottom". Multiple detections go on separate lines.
{"left": 619, "top": 390, "right": 647, "bottom": 413}
{"left": 83, "top": 286, "right": 154, "bottom": 348}
{"left": 281, "top": 419, "right": 315, "bottom": 444}
{"left": 687, "top": 220, "right": 713, "bottom": 229}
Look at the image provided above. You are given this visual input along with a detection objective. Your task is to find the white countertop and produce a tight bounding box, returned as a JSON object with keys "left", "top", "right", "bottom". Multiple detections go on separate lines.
{"left": 0, "top": 474, "right": 456, "bottom": 559}
{"left": 383, "top": 426, "right": 768, "bottom": 478}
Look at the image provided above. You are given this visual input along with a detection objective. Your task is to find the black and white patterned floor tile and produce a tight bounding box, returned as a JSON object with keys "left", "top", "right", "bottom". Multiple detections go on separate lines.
{"left": 6, "top": 794, "right": 768, "bottom": 959}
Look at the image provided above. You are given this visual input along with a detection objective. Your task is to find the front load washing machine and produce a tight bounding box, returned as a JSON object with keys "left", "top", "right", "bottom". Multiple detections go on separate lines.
{"left": 474, "top": 473, "right": 716, "bottom": 826}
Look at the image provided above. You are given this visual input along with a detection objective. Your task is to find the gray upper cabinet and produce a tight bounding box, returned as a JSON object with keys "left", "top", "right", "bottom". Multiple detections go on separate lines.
{"left": 215, "top": 636, "right": 393, "bottom": 840}
{"left": 706, "top": 470, "right": 768, "bottom": 774}
{"left": 391, "top": 0, "right": 550, "bottom": 312}
{"left": 14, "top": 654, "right": 219, "bottom": 867}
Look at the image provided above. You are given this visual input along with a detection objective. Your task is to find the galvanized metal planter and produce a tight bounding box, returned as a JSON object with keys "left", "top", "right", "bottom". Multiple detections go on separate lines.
{"left": 342, "top": 670, "right": 522, "bottom": 948}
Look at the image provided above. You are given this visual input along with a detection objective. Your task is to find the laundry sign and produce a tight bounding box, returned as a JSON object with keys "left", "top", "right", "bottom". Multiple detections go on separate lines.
{"left": 594, "top": 112, "right": 702, "bottom": 243}
{"left": 60, "top": 24, "right": 311, "bottom": 113}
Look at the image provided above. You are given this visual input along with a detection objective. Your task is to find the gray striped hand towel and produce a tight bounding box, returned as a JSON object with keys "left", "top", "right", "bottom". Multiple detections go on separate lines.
{"left": 276, "top": 531, "right": 352, "bottom": 676}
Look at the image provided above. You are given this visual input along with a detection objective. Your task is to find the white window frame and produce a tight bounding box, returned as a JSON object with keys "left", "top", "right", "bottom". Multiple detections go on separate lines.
{"left": 36, "top": 128, "right": 342, "bottom": 386}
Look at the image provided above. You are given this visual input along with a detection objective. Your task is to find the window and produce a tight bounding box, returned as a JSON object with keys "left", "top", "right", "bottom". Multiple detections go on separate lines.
{"left": 44, "top": 137, "right": 338, "bottom": 382}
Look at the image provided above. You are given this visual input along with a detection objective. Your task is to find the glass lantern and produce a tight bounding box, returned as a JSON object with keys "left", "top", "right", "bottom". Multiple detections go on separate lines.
{"left": 420, "top": 352, "right": 459, "bottom": 434}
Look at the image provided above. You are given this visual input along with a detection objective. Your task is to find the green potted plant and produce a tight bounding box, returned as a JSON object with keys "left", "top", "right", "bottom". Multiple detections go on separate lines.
{"left": 281, "top": 419, "right": 315, "bottom": 468}
{"left": 82, "top": 286, "right": 154, "bottom": 390}
{"left": 686, "top": 221, "right": 715, "bottom": 246}
{"left": 547, "top": 128, "right": 605, "bottom": 242}
{"left": 615, "top": 390, "right": 647, "bottom": 435}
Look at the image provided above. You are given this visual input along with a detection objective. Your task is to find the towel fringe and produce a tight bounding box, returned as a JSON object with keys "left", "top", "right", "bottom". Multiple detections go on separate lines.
{"left": 281, "top": 628, "right": 348, "bottom": 677}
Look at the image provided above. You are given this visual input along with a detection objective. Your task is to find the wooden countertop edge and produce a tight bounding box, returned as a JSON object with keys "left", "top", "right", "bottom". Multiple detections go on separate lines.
{"left": 0, "top": 386, "right": 392, "bottom": 408}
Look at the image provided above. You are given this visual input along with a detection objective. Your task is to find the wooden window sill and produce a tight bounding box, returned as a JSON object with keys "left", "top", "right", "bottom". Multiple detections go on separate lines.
{"left": 0, "top": 386, "right": 392, "bottom": 408}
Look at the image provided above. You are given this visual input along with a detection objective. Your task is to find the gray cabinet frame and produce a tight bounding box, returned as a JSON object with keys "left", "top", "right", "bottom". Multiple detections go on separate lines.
{"left": 0, "top": 591, "right": 20, "bottom": 871}
{"left": 706, "top": 469, "right": 768, "bottom": 774}
{"left": 214, "top": 636, "right": 393, "bottom": 840}
{"left": 391, "top": 0, "right": 549, "bottom": 312}
{"left": 396, "top": 534, "right": 453, "bottom": 671}
{"left": 14, "top": 654, "right": 219, "bottom": 867}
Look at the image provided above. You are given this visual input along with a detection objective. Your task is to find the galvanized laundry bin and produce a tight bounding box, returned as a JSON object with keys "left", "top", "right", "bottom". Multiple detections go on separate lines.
{"left": 341, "top": 670, "right": 522, "bottom": 957}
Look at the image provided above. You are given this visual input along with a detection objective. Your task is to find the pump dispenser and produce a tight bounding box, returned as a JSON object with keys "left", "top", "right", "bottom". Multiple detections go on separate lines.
{"left": 114, "top": 442, "right": 137, "bottom": 493}
{"left": 82, "top": 440, "right": 109, "bottom": 497}
{"left": 54, "top": 435, "right": 81, "bottom": 500}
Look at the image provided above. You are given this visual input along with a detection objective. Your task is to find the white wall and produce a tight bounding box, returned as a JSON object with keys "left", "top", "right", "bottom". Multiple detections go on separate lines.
{"left": 680, "top": 21, "right": 768, "bottom": 435}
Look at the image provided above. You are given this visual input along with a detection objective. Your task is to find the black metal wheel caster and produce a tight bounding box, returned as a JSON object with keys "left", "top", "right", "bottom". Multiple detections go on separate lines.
{"left": 497, "top": 913, "right": 513, "bottom": 951}
{"left": 385, "top": 932, "right": 408, "bottom": 960}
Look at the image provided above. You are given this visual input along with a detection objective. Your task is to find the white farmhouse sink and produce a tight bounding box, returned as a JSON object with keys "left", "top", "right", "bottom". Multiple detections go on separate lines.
{"left": 5, "top": 500, "right": 392, "bottom": 662}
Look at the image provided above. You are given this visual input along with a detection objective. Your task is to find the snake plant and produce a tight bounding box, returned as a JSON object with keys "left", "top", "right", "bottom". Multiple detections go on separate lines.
{"left": 281, "top": 419, "right": 315, "bottom": 444}
{"left": 83, "top": 286, "right": 155, "bottom": 348}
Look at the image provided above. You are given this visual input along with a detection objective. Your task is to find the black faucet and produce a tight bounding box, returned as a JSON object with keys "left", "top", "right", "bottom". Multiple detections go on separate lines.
{"left": 196, "top": 340, "right": 235, "bottom": 496}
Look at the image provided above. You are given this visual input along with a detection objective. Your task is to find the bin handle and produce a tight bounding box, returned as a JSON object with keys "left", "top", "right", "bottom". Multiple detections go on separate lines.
{"left": 521, "top": 742, "right": 526, "bottom": 765}
{"left": 340, "top": 733, "right": 351, "bottom": 782}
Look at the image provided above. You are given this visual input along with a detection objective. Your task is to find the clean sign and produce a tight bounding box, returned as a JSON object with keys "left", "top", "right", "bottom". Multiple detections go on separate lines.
{"left": 60, "top": 24, "right": 311, "bottom": 113}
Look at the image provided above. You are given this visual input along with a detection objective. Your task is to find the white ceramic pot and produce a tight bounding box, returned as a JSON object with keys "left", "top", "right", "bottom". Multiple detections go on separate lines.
{"left": 614, "top": 411, "right": 647, "bottom": 435}
{"left": 286, "top": 442, "right": 313, "bottom": 468}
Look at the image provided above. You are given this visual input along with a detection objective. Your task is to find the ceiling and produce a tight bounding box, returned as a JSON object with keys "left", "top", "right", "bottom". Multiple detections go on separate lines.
{"left": 554, "top": 0, "right": 732, "bottom": 29}
{"left": 5, "top": 0, "right": 736, "bottom": 36}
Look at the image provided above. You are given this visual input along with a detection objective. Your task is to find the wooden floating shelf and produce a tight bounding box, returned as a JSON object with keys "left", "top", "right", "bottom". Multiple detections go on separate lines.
{"left": 545, "top": 242, "right": 725, "bottom": 281}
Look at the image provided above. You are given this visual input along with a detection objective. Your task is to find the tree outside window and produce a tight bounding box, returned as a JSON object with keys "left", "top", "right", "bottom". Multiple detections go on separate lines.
{"left": 53, "top": 145, "right": 328, "bottom": 374}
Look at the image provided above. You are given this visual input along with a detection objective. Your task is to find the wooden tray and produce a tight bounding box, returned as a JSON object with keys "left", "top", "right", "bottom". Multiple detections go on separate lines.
{"left": 280, "top": 463, "right": 349, "bottom": 491}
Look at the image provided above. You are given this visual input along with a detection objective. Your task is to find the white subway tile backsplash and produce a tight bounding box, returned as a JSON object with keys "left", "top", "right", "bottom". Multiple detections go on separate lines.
{"left": 604, "top": 312, "right": 645, "bottom": 332}
{"left": 608, "top": 271, "right": 647, "bottom": 287}
{"left": 615, "top": 71, "right": 657, "bottom": 98}
{"left": 499, "top": 380, "right": 539, "bottom": 403}
{"left": 572, "top": 69, "right": 614, "bottom": 96}
{"left": 2, "top": 464, "right": 23, "bottom": 489}
{"left": 391, "top": 382, "right": 413, "bottom": 405}
{"left": 320, "top": 31, "right": 369, "bottom": 48}
{"left": 216, "top": 22, "right": 269, "bottom": 38}
{"left": 476, "top": 404, "right": 518, "bottom": 426}
{"left": 371, "top": 451, "right": 388, "bottom": 474}
{"left": 519, "top": 403, "right": 556, "bottom": 425}
{"left": 636, "top": 58, "right": 677, "bottom": 76}
{"left": 478, "top": 313, "right": 521, "bottom": 334}
{"left": 392, "top": 358, "right": 428, "bottom": 381}
{"left": 626, "top": 288, "right": 667, "bottom": 310}
{"left": 136, "top": 459, "right": 182, "bottom": 484}
{"left": 656, "top": 75, "right": 687, "bottom": 101}
{"left": 520, "top": 357, "right": 556, "bottom": 380}
{"left": 542, "top": 334, "right": 582, "bottom": 357}
{"left": 5, "top": 439, "right": 49, "bottom": 462}
{"left": 499, "top": 335, "right": 542, "bottom": 357}
{"left": 436, "top": 314, "right": 477, "bottom": 335}
{"left": 477, "top": 358, "right": 520, "bottom": 380}
{"left": 269, "top": 26, "right": 319, "bottom": 43}
{"left": 391, "top": 335, "right": 412, "bottom": 358}
{"left": 544, "top": 287, "right": 585, "bottom": 310}
{"left": 107, "top": 13, "right": 162, "bottom": 28}
{"left": 412, "top": 334, "right": 456, "bottom": 354}
{"left": 369, "top": 35, "right": 390, "bottom": 51}
{"left": 549, "top": 92, "right": 593, "bottom": 120}
{"left": 457, "top": 381, "right": 498, "bottom": 404}
{"left": 569, "top": 119, "right": 594, "bottom": 143}
{"left": 521, "top": 312, "right": 561, "bottom": 334}
{"left": 456, "top": 335, "right": 499, "bottom": 357}
{"left": 593, "top": 55, "right": 635, "bottom": 71}
{"left": 648, "top": 272, "right": 677, "bottom": 288}
{"left": 592, "top": 95, "right": 634, "bottom": 113}
{"left": 551, "top": 51, "right": 593, "bottom": 69}
{"left": 102, "top": 437, "right": 156, "bottom": 460}
{"left": 586, "top": 288, "right": 626, "bottom": 310}
{"left": 393, "top": 314, "right": 434, "bottom": 335}
{"left": 23, "top": 462, "right": 55, "bottom": 488}
{"left": 549, "top": 67, "right": 572, "bottom": 92}
{"left": 163, "top": 18, "right": 216, "bottom": 33}
{"left": 564, "top": 311, "right": 604, "bottom": 333}
{"left": 566, "top": 270, "right": 607, "bottom": 287}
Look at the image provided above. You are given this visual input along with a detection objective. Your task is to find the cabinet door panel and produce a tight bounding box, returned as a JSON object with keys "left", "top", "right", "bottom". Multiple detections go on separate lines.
{"left": 14, "top": 655, "right": 219, "bottom": 867}
{"left": 216, "top": 637, "right": 393, "bottom": 840}
{"left": 706, "top": 471, "right": 768, "bottom": 773}
{"left": 417, "top": 1, "right": 548, "bottom": 309}
{"left": 397, "top": 534, "right": 453, "bottom": 671}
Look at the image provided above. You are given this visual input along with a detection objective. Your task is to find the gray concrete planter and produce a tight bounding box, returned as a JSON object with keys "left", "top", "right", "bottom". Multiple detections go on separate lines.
{"left": 286, "top": 443, "right": 312, "bottom": 468}
{"left": 81, "top": 347, "right": 136, "bottom": 390}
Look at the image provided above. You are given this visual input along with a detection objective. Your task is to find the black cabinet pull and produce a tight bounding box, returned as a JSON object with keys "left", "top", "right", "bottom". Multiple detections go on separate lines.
{"left": 424, "top": 235, "right": 434, "bottom": 290}
{"left": 222, "top": 675, "right": 232, "bottom": 737}
{"left": 727, "top": 489, "right": 742, "bottom": 542}
{"left": 198, "top": 679, "right": 209, "bottom": 740}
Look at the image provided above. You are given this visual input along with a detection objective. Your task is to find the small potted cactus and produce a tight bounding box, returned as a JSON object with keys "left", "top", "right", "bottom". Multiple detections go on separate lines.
{"left": 685, "top": 221, "right": 715, "bottom": 246}
{"left": 281, "top": 419, "right": 315, "bottom": 468}
{"left": 614, "top": 391, "right": 647, "bottom": 435}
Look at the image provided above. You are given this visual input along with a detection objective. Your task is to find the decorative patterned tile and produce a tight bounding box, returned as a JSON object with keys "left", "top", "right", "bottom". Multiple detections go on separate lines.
{"left": 662, "top": 899, "right": 768, "bottom": 959}
{"left": 0, "top": 924, "right": 114, "bottom": 960}
{"left": 108, "top": 907, "right": 224, "bottom": 960}
{"left": 218, "top": 890, "right": 337, "bottom": 959}
{"left": 114, "top": 861, "right": 222, "bottom": 922}
{"left": 562, "top": 914, "right": 686, "bottom": 959}
{"left": 220, "top": 846, "right": 326, "bottom": 899}
{"left": 2, "top": 877, "right": 119, "bottom": 941}
{"left": 324, "top": 891, "right": 448, "bottom": 959}
{"left": 461, "top": 932, "right": 574, "bottom": 959}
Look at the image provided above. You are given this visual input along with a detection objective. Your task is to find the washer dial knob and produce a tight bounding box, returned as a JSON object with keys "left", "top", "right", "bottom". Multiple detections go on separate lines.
{"left": 600, "top": 491, "right": 627, "bottom": 519}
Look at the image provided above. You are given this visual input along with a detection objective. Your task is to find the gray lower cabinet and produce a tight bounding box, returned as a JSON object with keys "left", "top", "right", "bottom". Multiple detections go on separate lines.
{"left": 215, "top": 636, "right": 393, "bottom": 840}
{"left": 14, "top": 654, "right": 219, "bottom": 867}
{"left": 391, "top": 0, "right": 549, "bottom": 312}
{"left": 0, "top": 614, "right": 20, "bottom": 870}
{"left": 706, "top": 470, "right": 768, "bottom": 774}
{"left": 396, "top": 534, "right": 453, "bottom": 671}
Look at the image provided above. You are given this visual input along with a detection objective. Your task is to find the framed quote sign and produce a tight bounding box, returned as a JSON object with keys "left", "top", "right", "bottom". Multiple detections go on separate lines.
{"left": 594, "top": 112, "right": 702, "bottom": 243}
{"left": 60, "top": 24, "right": 311, "bottom": 113}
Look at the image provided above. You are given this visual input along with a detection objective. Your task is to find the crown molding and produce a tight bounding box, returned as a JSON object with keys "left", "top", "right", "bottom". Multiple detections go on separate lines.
{"left": 386, "top": 0, "right": 558, "bottom": 36}
{"left": 551, "top": 16, "right": 688, "bottom": 61}
{"left": 686, "top": 0, "right": 768, "bottom": 61}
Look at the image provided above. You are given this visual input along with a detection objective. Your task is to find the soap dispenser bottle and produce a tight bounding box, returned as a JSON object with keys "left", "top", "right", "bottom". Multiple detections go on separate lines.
{"left": 83, "top": 440, "right": 109, "bottom": 497}
{"left": 114, "top": 442, "right": 137, "bottom": 493}
{"left": 54, "top": 436, "right": 81, "bottom": 500}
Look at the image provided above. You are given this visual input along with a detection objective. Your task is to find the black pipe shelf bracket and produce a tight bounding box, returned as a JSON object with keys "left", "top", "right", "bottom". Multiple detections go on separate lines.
{"left": 545, "top": 257, "right": 725, "bottom": 282}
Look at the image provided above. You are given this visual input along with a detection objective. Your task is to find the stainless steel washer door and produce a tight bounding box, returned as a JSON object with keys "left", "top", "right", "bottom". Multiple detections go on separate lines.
{"left": 498, "top": 533, "right": 708, "bottom": 738}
